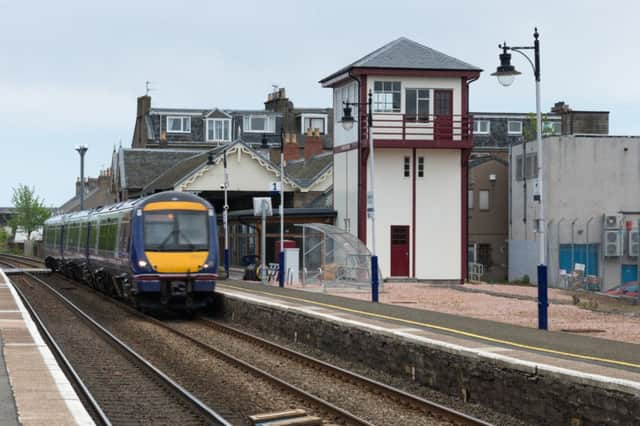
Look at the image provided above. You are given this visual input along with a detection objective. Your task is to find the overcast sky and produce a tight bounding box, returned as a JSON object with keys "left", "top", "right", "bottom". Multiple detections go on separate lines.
{"left": 1, "top": 0, "right": 639, "bottom": 207}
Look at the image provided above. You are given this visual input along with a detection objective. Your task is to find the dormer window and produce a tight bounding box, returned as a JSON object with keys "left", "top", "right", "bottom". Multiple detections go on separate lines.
{"left": 473, "top": 120, "right": 490, "bottom": 134}
{"left": 166, "top": 116, "right": 191, "bottom": 133}
{"left": 299, "top": 113, "right": 327, "bottom": 135}
{"left": 206, "top": 119, "right": 231, "bottom": 142}
{"left": 244, "top": 115, "right": 276, "bottom": 133}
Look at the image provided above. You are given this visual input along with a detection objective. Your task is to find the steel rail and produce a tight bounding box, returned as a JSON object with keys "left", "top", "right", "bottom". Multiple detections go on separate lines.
{"left": 43, "top": 272, "right": 374, "bottom": 425}
{"left": 0, "top": 253, "right": 43, "bottom": 268}
{"left": 11, "top": 280, "right": 111, "bottom": 426}
{"left": 20, "top": 271, "right": 232, "bottom": 426}
{"left": 197, "top": 317, "right": 491, "bottom": 426}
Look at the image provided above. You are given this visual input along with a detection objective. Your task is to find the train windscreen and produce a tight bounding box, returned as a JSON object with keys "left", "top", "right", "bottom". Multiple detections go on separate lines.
{"left": 143, "top": 211, "right": 208, "bottom": 252}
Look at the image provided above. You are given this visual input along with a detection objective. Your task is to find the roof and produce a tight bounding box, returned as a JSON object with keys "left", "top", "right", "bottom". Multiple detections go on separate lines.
{"left": 285, "top": 152, "right": 333, "bottom": 187}
{"left": 320, "top": 37, "right": 481, "bottom": 84}
{"left": 118, "top": 148, "right": 202, "bottom": 190}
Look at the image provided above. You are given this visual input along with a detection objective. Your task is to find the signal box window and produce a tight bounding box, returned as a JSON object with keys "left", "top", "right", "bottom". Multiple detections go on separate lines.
{"left": 373, "top": 81, "right": 401, "bottom": 112}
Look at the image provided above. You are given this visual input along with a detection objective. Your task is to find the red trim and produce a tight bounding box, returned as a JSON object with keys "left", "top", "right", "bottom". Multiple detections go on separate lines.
{"left": 374, "top": 139, "right": 473, "bottom": 149}
{"left": 333, "top": 142, "right": 359, "bottom": 153}
{"left": 352, "top": 67, "right": 481, "bottom": 79}
{"left": 461, "top": 149, "right": 471, "bottom": 284}
{"left": 412, "top": 148, "right": 417, "bottom": 278}
{"left": 358, "top": 75, "right": 368, "bottom": 244}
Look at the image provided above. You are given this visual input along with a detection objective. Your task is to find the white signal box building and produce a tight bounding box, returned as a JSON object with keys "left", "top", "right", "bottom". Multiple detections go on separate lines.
{"left": 320, "top": 38, "right": 481, "bottom": 282}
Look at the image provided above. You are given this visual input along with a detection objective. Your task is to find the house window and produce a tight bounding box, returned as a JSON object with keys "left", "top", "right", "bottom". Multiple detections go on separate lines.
{"left": 244, "top": 115, "right": 276, "bottom": 133}
{"left": 302, "top": 116, "right": 326, "bottom": 134}
{"left": 166, "top": 116, "right": 191, "bottom": 133}
{"left": 468, "top": 190, "right": 474, "bottom": 209}
{"left": 473, "top": 120, "right": 490, "bottom": 134}
{"left": 206, "top": 119, "right": 231, "bottom": 142}
{"left": 515, "top": 153, "right": 538, "bottom": 180}
{"left": 508, "top": 120, "right": 522, "bottom": 135}
{"left": 373, "top": 81, "right": 401, "bottom": 112}
{"left": 417, "top": 156, "right": 424, "bottom": 178}
{"left": 403, "top": 156, "right": 411, "bottom": 178}
{"left": 543, "top": 121, "right": 561, "bottom": 135}
{"left": 479, "top": 190, "right": 490, "bottom": 211}
{"left": 405, "top": 89, "right": 430, "bottom": 121}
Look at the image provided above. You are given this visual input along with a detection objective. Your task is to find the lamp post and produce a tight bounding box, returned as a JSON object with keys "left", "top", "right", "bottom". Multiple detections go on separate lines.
{"left": 492, "top": 27, "right": 548, "bottom": 330}
{"left": 341, "top": 90, "right": 378, "bottom": 303}
{"left": 75, "top": 145, "right": 88, "bottom": 211}
{"left": 219, "top": 151, "right": 230, "bottom": 279}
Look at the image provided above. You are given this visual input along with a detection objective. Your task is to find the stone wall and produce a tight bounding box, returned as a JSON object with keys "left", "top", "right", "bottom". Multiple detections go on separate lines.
{"left": 215, "top": 293, "right": 640, "bottom": 425}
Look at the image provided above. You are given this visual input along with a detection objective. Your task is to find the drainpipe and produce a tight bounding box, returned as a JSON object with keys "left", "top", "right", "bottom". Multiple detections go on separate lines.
{"left": 348, "top": 71, "right": 361, "bottom": 238}
{"left": 571, "top": 218, "right": 578, "bottom": 272}
{"left": 585, "top": 217, "right": 594, "bottom": 277}
{"left": 556, "top": 217, "right": 564, "bottom": 281}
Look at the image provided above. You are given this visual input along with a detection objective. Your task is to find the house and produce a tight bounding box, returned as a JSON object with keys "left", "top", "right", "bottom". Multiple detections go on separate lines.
{"left": 320, "top": 37, "right": 481, "bottom": 282}
{"left": 58, "top": 169, "right": 116, "bottom": 213}
{"left": 131, "top": 88, "right": 333, "bottom": 158}
{"left": 509, "top": 134, "right": 640, "bottom": 290}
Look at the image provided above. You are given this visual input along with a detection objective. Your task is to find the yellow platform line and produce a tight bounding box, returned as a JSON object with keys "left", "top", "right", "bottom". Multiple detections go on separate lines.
{"left": 219, "top": 283, "right": 640, "bottom": 370}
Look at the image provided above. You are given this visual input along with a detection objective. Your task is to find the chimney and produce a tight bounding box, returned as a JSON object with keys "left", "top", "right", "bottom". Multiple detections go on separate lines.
{"left": 304, "top": 128, "right": 323, "bottom": 160}
{"left": 284, "top": 133, "right": 300, "bottom": 161}
{"left": 133, "top": 95, "right": 152, "bottom": 148}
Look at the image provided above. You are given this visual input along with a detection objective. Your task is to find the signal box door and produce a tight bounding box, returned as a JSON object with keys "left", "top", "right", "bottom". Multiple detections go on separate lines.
{"left": 390, "top": 226, "right": 410, "bottom": 277}
{"left": 434, "top": 90, "right": 453, "bottom": 140}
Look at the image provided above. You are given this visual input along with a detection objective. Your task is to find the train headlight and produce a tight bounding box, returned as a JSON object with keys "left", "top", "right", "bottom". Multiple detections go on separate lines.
{"left": 138, "top": 260, "right": 148, "bottom": 268}
{"left": 202, "top": 263, "right": 209, "bottom": 269}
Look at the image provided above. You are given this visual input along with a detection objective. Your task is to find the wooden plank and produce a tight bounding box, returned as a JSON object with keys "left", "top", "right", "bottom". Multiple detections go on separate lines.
{"left": 249, "top": 409, "right": 307, "bottom": 422}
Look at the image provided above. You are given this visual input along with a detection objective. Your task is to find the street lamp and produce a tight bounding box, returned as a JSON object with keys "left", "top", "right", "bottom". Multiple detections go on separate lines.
{"left": 492, "top": 27, "right": 548, "bottom": 330}
{"left": 341, "top": 90, "right": 378, "bottom": 303}
{"left": 75, "top": 145, "right": 88, "bottom": 211}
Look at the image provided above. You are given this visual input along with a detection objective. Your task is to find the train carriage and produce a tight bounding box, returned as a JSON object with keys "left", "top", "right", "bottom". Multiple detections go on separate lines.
{"left": 43, "top": 191, "right": 218, "bottom": 311}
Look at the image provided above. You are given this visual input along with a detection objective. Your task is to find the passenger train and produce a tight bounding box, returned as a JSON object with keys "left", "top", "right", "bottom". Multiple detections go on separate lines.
{"left": 43, "top": 191, "right": 218, "bottom": 311}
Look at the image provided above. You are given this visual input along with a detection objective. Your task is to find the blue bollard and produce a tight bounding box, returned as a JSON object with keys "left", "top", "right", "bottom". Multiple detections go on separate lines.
{"left": 537, "top": 264, "right": 548, "bottom": 330}
{"left": 371, "top": 255, "right": 379, "bottom": 303}
{"left": 279, "top": 251, "right": 285, "bottom": 288}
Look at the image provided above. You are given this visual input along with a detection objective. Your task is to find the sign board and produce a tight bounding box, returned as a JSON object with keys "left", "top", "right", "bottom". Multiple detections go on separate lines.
{"left": 253, "top": 197, "right": 273, "bottom": 216}
{"left": 269, "top": 181, "right": 282, "bottom": 192}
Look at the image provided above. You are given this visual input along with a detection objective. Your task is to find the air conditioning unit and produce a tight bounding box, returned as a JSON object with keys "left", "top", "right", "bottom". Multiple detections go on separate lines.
{"left": 630, "top": 230, "right": 640, "bottom": 257}
{"left": 604, "top": 213, "right": 623, "bottom": 229}
{"left": 604, "top": 230, "right": 622, "bottom": 257}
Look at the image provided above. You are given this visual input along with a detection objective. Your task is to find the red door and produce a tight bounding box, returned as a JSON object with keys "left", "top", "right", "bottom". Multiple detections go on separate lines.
{"left": 390, "top": 226, "right": 410, "bottom": 277}
{"left": 434, "top": 90, "right": 453, "bottom": 140}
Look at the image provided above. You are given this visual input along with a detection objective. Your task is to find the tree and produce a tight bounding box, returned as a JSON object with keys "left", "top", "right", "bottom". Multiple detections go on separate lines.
{"left": 522, "top": 113, "right": 558, "bottom": 141}
{"left": 9, "top": 184, "right": 51, "bottom": 240}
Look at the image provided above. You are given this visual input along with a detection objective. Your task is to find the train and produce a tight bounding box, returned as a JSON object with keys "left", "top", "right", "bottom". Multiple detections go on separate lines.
{"left": 43, "top": 191, "right": 218, "bottom": 311}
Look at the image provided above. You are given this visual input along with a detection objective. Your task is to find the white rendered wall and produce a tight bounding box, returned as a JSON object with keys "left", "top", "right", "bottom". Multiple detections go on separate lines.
{"left": 415, "top": 149, "right": 461, "bottom": 280}
{"left": 366, "top": 149, "right": 413, "bottom": 277}
{"left": 333, "top": 150, "right": 359, "bottom": 234}
{"left": 332, "top": 81, "right": 358, "bottom": 147}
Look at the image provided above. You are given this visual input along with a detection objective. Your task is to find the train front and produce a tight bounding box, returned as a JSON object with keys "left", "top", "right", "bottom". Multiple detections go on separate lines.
{"left": 131, "top": 192, "right": 218, "bottom": 310}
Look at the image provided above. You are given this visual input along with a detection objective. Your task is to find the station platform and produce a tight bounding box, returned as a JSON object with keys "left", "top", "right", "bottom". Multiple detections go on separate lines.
{"left": 0, "top": 269, "right": 93, "bottom": 425}
{"left": 216, "top": 279, "right": 640, "bottom": 423}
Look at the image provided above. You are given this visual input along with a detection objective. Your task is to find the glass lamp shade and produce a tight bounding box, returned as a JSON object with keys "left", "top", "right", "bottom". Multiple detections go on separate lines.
{"left": 497, "top": 74, "right": 515, "bottom": 87}
{"left": 341, "top": 117, "right": 355, "bottom": 131}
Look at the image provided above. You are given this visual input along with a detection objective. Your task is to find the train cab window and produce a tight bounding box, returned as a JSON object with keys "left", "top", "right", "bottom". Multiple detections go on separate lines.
{"left": 144, "top": 211, "right": 208, "bottom": 252}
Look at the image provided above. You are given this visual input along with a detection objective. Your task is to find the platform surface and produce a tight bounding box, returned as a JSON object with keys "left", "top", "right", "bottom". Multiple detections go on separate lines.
{"left": 218, "top": 279, "right": 640, "bottom": 391}
{"left": 0, "top": 269, "right": 94, "bottom": 425}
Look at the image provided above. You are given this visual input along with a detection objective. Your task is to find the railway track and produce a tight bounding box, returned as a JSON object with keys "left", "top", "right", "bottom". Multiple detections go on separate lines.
{"left": 2, "top": 255, "right": 495, "bottom": 424}
{"left": 8, "top": 269, "right": 231, "bottom": 425}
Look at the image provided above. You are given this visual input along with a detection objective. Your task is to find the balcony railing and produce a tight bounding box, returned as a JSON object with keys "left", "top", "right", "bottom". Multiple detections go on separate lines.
{"left": 369, "top": 113, "right": 473, "bottom": 143}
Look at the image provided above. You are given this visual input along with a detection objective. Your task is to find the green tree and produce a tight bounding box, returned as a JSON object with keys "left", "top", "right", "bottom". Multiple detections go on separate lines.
{"left": 9, "top": 184, "right": 51, "bottom": 240}
{"left": 0, "top": 228, "right": 7, "bottom": 251}
{"left": 522, "top": 113, "right": 558, "bottom": 141}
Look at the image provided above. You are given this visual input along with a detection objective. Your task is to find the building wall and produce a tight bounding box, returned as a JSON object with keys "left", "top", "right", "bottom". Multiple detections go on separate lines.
{"left": 510, "top": 135, "right": 640, "bottom": 288}
{"left": 468, "top": 155, "right": 508, "bottom": 281}
{"left": 333, "top": 150, "right": 359, "bottom": 234}
{"left": 367, "top": 149, "right": 413, "bottom": 278}
{"left": 332, "top": 81, "right": 359, "bottom": 148}
{"left": 415, "top": 149, "right": 461, "bottom": 280}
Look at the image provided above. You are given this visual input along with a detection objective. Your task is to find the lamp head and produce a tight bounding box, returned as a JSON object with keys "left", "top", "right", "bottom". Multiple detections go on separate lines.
{"left": 491, "top": 44, "right": 521, "bottom": 87}
{"left": 340, "top": 104, "right": 355, "bottom": 131}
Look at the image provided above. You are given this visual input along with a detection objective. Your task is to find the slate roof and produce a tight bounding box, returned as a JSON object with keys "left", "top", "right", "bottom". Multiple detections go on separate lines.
{"left": 118, "top": 148, "right": 202, "bottom": 190}
{"left": 320, "top": 37, "right": 481, "bottom": 84}
{"left": 284, "top": 152, "right": 333, "bottom": 187}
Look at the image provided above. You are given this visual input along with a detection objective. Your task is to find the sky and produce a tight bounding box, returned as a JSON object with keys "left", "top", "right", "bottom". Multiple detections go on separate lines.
{"left": 1, "top": 0, "right": 639, "bottom": 207}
